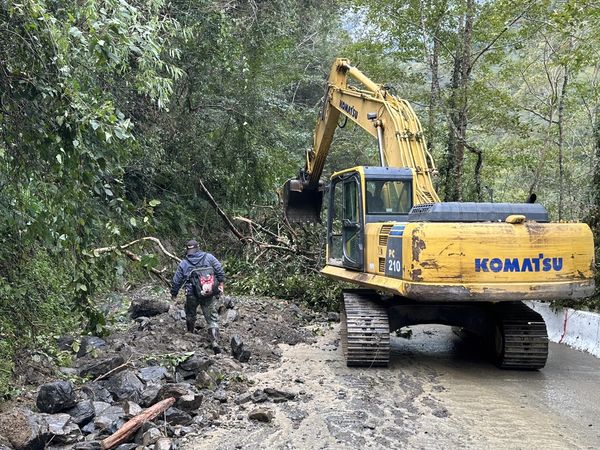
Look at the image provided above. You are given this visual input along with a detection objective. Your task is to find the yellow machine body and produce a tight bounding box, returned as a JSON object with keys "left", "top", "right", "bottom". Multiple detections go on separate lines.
{"left": 284, "top": 59, "right": 595, "bottom": 304}
{"left": 322, "top": 167, "right": 595, "bottom": 303}
{"left": 283, "top": 58, "right": 596, "bottom": 368}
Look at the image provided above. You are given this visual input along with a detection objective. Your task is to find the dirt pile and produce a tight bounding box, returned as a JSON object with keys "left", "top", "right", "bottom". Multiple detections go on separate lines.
{"left": 0, "top": 287, "right": 318, "bottom": 449}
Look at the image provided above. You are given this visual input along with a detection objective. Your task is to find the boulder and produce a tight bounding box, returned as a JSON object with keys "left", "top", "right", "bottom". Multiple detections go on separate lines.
{"left": 155, "top": 383, "right": 190, "bottom": 402}
{"left": 79, "top": 356, "right": 125, "bottom": 379}
{"left": 327, "top": 312, "right": 340, "bottom": 322}
{"left": 250, "top": 390, "right": 268, "bottom": 404}
{"left": 230, "top": 336, "right": 250, "bottom": 363}
{"left": 264, "top": 388, "right": 296, "bottom": 403}
{"left": 175, "top": 393, "right": 203, "bottom": 412}
{"left": 105, "top": 370, "right": 144, "bottom": 403}
{"left": 81, "top": 383, "right": 113, "bottom": 404}
{"left": 154, "top": 438, "right": 172, "bottom": 450}
{"left": 222, "top": 296, "right": 235, "bottom": 309}
{"left": 36, "top": 381, "right": 77, "bottom": 414}
{"left": 139, "top": 385, "right": 160, "bottom": 407}
{"left": 141, "top": 428, "right": 162, "bottom": 446}
{"left": 91, "top": 402, "right": 112, "bottom": 416}
{"left": 164, "top": 408, "right": 192, "bottom": 426}
{"left": 93, "top": 405, "right": 124, "bottom": 434}
{"left": 176, "top": 354, "right": 211, "bottom": 380}
{"left": 56, "top": 336, "right": 76, "bottom": 352}
{"left": 76, "top": 336, "right": 107, "bottom": 358}
{"left": 0, "top": 408, "right": 49, "bottom": 450}
{"left": 224, "top": 309, "right": 238, "bottom": 324}
{"left": 66, "top": 400, "right": 95, "bottom": 426}
{"left": 248, "top": 408, "right": 273, "bottom": 423}
{"left": 122, "top": 401, "right": 142, "bottom": 419}
{"left": 129, "top": 298, "right": 170, "bottom": 319}
{"left": 80, "top": 421, "right": 96, "bottom": 435}
{"left": 137, "top": 367, "right": 168, "bottom": 384}
{"left": 195, "top": 371, "right": 216, "bottom": 391}
{"left": 213, "top": 389, "right": 227, "bottom": 403}
{"left": 44, "top": 413, "right": 82, "bottom": 444}
{"left": 134, "top": 422, "right": 157, "bottom": 445}
{"left": 234, "top": 392, "right": 253, "bottom": 405}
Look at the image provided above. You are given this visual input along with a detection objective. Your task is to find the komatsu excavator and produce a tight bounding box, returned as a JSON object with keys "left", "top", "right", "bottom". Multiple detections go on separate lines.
{"left": 283, "top": 58, "right": 595, "bottom": 369}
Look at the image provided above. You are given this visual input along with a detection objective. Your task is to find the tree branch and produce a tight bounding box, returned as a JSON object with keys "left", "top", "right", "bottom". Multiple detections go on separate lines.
{"left": 197, "top": 178, "right": 248, "bottom": 242}
{"left": 470, "top": 0, "right": 537, "bottom": 70}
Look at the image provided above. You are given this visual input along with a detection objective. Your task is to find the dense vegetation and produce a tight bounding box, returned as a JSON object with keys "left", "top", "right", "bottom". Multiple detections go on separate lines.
{"left": 0, "top": 0, "right": 599, "bottom": 395}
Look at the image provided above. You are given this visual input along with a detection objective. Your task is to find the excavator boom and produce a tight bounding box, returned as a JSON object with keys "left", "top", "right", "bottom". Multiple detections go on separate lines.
{"left": 283, "top": 58, "right": 439, "bottom": 222}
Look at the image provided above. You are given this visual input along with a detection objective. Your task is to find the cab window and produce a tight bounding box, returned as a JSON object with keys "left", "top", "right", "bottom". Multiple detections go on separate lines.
{"left": 366, "top": 180, "right": 411, "bottom": 214}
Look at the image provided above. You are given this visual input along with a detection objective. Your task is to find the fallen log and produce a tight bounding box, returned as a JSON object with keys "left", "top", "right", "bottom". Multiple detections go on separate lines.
{"left": 100, "top": 397, "right": 175, "bottom": 449}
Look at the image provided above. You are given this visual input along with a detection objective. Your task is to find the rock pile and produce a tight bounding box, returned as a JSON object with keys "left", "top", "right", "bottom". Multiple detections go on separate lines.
{"left": 0, "top": 292, "right": 313, "bottom": 450}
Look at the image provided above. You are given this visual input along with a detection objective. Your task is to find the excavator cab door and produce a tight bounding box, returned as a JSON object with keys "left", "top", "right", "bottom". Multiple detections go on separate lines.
{"left": 327, "top": 173, "right": 364, "bottom": 270}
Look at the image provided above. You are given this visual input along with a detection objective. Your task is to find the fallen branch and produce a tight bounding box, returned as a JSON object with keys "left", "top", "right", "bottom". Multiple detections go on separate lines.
{"left": 235, "top": 216, "right": 280, "bottom": 241}
{"left": 92, "top": 358, "right": 133, "bottom": 383}
{"left": 100, "top": 397, "right": 176, "bottom": 449}
{"left": 93, "top": 237, "right": 180, "bottom": 263}
{"left": 123, "top": 250, "right": 170, "bottom": 288}
{"left": 91, "top": 237, "right": 177, "bottom": 288}
{"left": 197, "top": 178, "right": 247, "bottom": 242}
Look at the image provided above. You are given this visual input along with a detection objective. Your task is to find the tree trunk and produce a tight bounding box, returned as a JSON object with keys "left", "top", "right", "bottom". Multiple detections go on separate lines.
{"left": 591, "top": 106, "right": 600, "bottom": 227}
{"left": 428, "top": 38, "right": 440, "bottom": 147}
{"left": 443, "top": 27, "right": 463, "bottom": 201}
{"left": 557, "top": 65, "right": 569, "bottom": 221}
{"left": 100, "top": 397, "right": 176, "bottom": 449}
{"left": 443, "top": 0, "right": 474, "bottom": 201}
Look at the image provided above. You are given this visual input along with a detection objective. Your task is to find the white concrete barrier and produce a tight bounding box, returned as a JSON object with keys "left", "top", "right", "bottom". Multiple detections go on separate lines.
{"left": 525, "top": 301, "right": 600, "bottom": 357}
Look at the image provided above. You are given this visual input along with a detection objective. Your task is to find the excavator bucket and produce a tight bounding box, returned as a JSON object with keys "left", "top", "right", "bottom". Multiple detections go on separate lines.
{"left": 282, "top": 178, "right": 324, "bottom": 223}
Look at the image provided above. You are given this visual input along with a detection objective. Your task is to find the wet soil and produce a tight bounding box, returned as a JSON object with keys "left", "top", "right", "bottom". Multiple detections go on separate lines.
{"left": 189, "top": 325, "right": 600, "bottom": 450}
{"left": 4, "top": 286, "right": 600, "bottom": 449}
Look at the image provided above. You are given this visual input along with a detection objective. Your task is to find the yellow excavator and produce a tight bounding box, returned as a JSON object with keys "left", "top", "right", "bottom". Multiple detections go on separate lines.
{"left": 283, "top": 58, "right": 595, "bottom": 369}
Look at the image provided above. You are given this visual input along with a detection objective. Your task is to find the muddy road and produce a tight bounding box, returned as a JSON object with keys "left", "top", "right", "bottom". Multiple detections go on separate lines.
{"left": 190, "top": 324, "right": 600, "bottom": 450}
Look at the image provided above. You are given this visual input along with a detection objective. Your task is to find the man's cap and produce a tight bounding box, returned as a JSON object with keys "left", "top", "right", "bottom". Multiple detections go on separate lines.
{"left": 186, "top": 239, "right": 199, "bottom": 255}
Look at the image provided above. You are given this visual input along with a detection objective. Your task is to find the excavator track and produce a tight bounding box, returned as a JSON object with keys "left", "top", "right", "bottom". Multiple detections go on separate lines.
{"left": 493, "top": 302, "right": 548, "bottom": 370}
{"left": 340, "top": 290, "right": 390, "bottom": 367}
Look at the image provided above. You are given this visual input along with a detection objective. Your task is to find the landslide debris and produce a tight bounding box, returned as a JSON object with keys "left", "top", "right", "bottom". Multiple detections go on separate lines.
{"left": 0, "top": 286, "right": 317, "bottom": 449}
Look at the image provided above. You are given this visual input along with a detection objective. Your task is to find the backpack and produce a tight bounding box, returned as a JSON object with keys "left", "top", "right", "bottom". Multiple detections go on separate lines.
{"left": 188, "top": 265, "right": 218, "bottom": 298}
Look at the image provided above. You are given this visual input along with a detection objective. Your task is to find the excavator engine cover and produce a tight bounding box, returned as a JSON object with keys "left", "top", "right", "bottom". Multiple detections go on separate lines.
{"left": 282, "top": 178, "right": 323, "bottom": 223}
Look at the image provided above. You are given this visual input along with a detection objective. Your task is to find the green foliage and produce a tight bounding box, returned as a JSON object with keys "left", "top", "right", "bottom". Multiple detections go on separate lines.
{"left": 226, "top": 258, "right": 341, "bottom": 311}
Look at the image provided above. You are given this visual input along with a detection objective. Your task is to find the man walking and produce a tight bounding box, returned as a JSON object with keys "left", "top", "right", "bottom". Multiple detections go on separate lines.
{"left": 171, "top": 239, "right": 225, "bottom": 354}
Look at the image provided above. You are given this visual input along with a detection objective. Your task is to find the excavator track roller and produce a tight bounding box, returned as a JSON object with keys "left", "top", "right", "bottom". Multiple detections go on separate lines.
{"left": 493, "top": 302, "right": 549, "bottom": 370}
{"left": 341, "top": 290, "right": 390, "bottom": 367}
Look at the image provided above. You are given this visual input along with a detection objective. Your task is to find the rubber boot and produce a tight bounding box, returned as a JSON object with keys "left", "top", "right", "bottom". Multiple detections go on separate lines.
{"left": 208, "top": 327, "right": 221, "bottom": 354}
{"left": 186, "top": 318, "right": 196, "bottom": 333}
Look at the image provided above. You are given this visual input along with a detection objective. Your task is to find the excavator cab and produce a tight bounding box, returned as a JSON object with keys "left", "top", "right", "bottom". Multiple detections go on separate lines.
{"left": 326, "top": 166, "right": 414, "bottom": 271}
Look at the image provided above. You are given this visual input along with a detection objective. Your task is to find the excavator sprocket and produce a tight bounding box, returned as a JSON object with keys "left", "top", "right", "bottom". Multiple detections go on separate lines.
{"left": 493, "top": 302, "right": 548, "bottom": 370}
{"left": 341, "top": 290, "right": 390, "bottom": 367}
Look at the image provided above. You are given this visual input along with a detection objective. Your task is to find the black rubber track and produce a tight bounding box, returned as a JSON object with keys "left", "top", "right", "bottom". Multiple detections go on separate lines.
{"left": 494, "top": 302, "right": 549, "bottom": 370}
{"left": 340, "top": 290, "right": 390, "bottom": 367}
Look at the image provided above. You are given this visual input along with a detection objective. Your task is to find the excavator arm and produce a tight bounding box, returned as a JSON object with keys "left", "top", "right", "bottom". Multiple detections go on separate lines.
{"left": 283, "top": 58, "right": 439, "bottom": 222}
